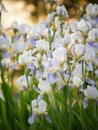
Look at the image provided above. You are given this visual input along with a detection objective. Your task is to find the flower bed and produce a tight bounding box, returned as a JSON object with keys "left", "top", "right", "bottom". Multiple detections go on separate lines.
{"left": 0, "top": 0, "right": 98, "bottom": 130}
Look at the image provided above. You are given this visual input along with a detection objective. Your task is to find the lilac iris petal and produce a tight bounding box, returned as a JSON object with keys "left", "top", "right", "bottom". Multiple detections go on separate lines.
{"left": 86, "top": 62, "right": 93, "bottom": 71}
{"left": 88, "top": 42, "right": 98, "bottom": 48}
{"left": 46, "top": 114, "right": 52, "bottom": 124}
{"left": 86, "top": 78, "right": 96, "bottom": 85}
{"left": 2, "top": 50, "right": 11, "bottom": 58}
{"left": 27, "top": 64, "right": 36, "bottom": 75}
{"left": 2, "top": 33, "right": 10, "bottom": 44}
{"left": 83, "top": 46, "right": 86, "bottom": 54}
{"left": 10, "top": 61, "right": 19, "bottom": 70}
{"left": 92, "top": 16, "right": 98, "bottom": 23}
{"left": 33, "top": 66, "right": 36, "bottom": 74}
{"left": 33, "top": 86, "right": 40, "bottom": 93}
{"left": 28, "top": 114, "right": 37, "bottom": 125}
{"left": 64, "top": 34, "right": 70, "bottom": 44}
{"left": 46, "top": 73, "right": 57, "bottom": 84}
{"left": 61, "top": 71, "right": 70, "bottom": 79}
{"left": 27, "top": 64, "right": 33, "bottom": 69}
{"left": 83, "top": 99, "right": 88, "bottom": 109}
{"left": 2, "top": 33, "right": 7, "bottom": 39}
{"left": 30, "top": 38, "right": 37, "bottom": 47}
{"left": 83, "top": 14, "right": 88, "bottom": 20}
{"left": 14, "top": 34, "right": 21, "bottom": 42}
{"left": 41, "top": 65, "right": 44, "bottom": 71}
{"left": 37, "top": 94, "right": 43, "bottom": 103}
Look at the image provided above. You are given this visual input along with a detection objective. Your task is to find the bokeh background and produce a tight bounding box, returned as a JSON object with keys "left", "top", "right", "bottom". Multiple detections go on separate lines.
{"left": 2, "top": 0, "right": 98, "bottom": 29}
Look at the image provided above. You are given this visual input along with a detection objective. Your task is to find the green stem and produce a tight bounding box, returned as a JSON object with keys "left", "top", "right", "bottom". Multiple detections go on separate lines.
{"left": 0, "top": 53, "right": 4, "bottom": 82}
{"left": 93, "top": 63, "right": 96, "bottom": 81}
{"left": 66, "top": 57, "right": 71, "bottom": 87}
{"left": 60, "top": 15, "right": 64, "bottom": 37}
{"left": 82, "top": 60, "right": 84, "bottom": 78}
{"left": 68, "top": 57, "right": 70, "bottom": 72}
{"left": 26, "top": 75, "right": 30, "bottom": 88}
{"left": 24, "top": 34, "right": 27, "bottom": 42}
{"left": 0, "top": 0, "right": 2, "bottom": 35}
{"left": 53, "top": 89, "right": 60, "bottom": 112}
{"left": 49, "top": 30, "right": 55, "bottom": 50}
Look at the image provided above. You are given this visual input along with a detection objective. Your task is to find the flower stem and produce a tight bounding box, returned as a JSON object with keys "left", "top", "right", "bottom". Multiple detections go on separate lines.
{"left": 93, "top": 63, "right": 96, "bottom": 81}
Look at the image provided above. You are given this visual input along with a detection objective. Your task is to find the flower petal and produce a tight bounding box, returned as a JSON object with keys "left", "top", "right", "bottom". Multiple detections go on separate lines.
{"left": 86, "top": 78, "right": 96, "bottom": 85}
{"left": 28, "top": 114, "right": 37, "bottom": 125}
{"left": 83, "top": 99, "right": 88, "bottom": 108}
{"left": 46, "top": 114, "right": 52, "bottom": 124}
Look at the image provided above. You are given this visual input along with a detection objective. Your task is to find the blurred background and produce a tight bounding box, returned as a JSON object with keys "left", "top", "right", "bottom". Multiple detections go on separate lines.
{"left": 2, "top": 0, "right": 98, "bottom": 29}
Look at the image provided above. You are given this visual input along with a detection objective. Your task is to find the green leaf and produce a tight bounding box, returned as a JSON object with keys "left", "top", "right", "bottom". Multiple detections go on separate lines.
{"left": 1, "top": 101, "right": 11, "bottom": 130}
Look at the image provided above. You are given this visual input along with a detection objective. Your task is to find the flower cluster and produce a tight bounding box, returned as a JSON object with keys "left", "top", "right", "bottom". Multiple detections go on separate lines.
{"left": 0, "top": 1, "right": 98, "bottom": 126}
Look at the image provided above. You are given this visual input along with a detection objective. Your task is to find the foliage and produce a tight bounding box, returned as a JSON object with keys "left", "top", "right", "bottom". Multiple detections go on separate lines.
{"left": 0, "top": 0, "right": 98, "bottom": 130}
